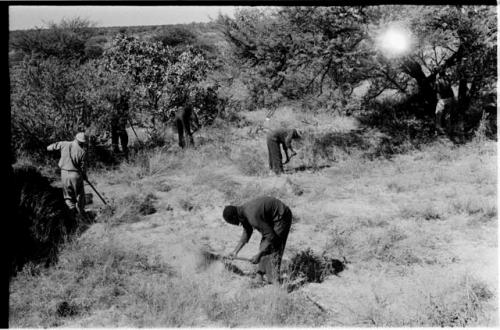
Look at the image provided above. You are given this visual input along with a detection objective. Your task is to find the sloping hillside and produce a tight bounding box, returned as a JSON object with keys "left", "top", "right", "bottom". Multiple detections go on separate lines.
{"left": 9, "top": 108, "right": 497, "bottom": 327}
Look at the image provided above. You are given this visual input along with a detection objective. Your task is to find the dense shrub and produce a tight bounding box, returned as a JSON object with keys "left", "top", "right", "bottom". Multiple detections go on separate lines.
{"left": 9, "top": 17, "right": 97, "bottom": 62}
{"left": 10, "top": 57, "right": 108, "bottom": 160}
{"left": 358, "top": 98, "right": 437, "bottom": 155}
{"left": 11, "top": 164, "right": 77, "bottom": 275}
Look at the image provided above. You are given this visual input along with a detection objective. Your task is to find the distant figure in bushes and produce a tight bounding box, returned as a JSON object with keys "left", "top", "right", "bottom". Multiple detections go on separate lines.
{"left": 435, "top": 73, "right": 456, "bottom": 135}
{"left": 175, "top": 105, "right": 199, "bottom": 148}
{"left": 47, "top": 132, "right": 88, "bottom": 216}
{"left": 267, "top": 128, "right": 301, "bottom": 174}
{"left": 223, "top": 196, "right": 293, "bottom": 284}
{"left": 110, "top": 94, "right": 129, "bottom": 158}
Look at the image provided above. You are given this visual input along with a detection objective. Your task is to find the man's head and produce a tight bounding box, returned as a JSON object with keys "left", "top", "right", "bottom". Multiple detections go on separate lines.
{"left": 75, "top": 132, "right": 87, "bottom": 146}
{"left": 223, "top": 205, "right": 240, "bottom": 226}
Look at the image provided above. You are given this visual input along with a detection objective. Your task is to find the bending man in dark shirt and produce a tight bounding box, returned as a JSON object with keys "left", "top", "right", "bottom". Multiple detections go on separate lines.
{"left": 223, "top": 196, "right": 293, "bottom": 284}
{"left": 267, "top": 128, "right": 301, "bottom": 174}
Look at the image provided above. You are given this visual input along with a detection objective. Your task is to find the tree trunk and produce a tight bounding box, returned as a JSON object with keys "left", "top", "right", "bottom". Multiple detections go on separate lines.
{"left": 401, "top": 59, "right": 437, "bottom": 118}
{"left": 454, "top": 78, "right": 469, "bottom": 142}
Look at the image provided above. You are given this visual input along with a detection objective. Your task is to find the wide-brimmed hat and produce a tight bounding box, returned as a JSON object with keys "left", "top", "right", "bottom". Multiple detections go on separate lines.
{"left": 75, "top": 132, "right": 87, "bottom": 143}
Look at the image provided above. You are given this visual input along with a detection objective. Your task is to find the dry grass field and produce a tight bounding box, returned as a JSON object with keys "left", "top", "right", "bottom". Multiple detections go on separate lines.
{"left": 9, "top": 107, "right": 498, "bottom": 327}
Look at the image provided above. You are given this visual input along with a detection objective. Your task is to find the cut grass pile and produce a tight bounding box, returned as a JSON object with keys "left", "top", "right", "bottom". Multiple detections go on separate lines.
{"left": 104, "top": 192, "right": 158, "bottom": 226}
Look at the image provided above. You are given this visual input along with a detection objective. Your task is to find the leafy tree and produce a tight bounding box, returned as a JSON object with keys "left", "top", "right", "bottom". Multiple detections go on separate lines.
{"left": 220, "top": 6, "right": 496, "bottom": 139}
{"left": 218, "top": 7, "right": 369, "bottom": 108}
{"left": 10, "top": 57, "right": 102, "bottom": 157}
{"left": 103, "top": 34, "right": 173, "bottom": 129}
{"left": 364, "top": 5, "right": 496, "bottom": 138}
{"left": 103, "top": 34, "right": 215, "bottom": 140}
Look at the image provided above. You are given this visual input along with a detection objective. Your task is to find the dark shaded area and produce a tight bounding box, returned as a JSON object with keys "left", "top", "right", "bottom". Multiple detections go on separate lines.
{"left": 139, "top": 193, "right": 157, "bottom": 216}
{"left": 11, "top": 165, "right": 78, "bottom": 276}
{"left": 313, "top": 130, "right": 371, "bottom": 159}
{"left": 86, "top": 139, "right": 120, "bottom": 169}
{"left": 358, "top": 98, "right": 440, "bottom": 150}
{"left": 56, "top": 301, "right": 79, "bottom": 318}
{"left": 287, "top": 164, "right": 331, "bottom": 173}
{"left": 357, "top": 93, "right": 497, "bottom": 155}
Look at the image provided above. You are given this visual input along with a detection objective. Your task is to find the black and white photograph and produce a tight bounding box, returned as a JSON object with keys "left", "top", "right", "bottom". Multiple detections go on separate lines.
{"left": 7, "top": 4, "right": 498, "bottom": 327}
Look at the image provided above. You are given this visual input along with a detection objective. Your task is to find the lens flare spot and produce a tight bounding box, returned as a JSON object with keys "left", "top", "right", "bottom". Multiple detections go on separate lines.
{"left": 377, "top": 26, "right": 412, "bottom": 57}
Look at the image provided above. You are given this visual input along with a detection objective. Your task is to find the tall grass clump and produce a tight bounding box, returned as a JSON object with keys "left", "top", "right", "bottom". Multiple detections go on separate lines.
{"left": 9, "top": 226, "right": 175, "bottom": 327}
{"left": 421, "top": 275, "right": 494, "bottom": 327}
{"left": 399, "top": 203, "right": 445, "bottom": 221}
{"left": 200, "top": 283, "right": 327, "bottom": 326}
{"left": 366, "top": 226, "right": 418, "bottom": 265}
{"left": 105, "top": 192, "right": 157, "bottom": 226}
{"left": 235, "top": 146, "right": 267, "bottom": 176}
{"left": 449, "top": 196, "right": 497, "bottom": 225}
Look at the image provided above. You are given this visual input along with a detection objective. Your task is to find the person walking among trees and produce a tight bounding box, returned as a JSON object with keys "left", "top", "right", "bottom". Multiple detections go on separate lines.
{"left": 435, "top": 72, "right": 455, "bottom": 136}
{"left": 47, "top": 132, "right": 88, "bottom": 216}
{"left": 222, "top": 196, "right": 293, "bottom": 284}
{"left": 175, "top": 103, "right": 199, "bottom": 149}
{"left": 110, "top": 93, "right": 129, "bottom": 158}
{"left": 267, "top": 128, "right": 301, "bottom": 175}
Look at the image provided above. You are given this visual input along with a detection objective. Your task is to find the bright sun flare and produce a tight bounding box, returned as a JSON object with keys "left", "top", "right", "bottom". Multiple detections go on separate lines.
{"left": 378, "top": 27, "right": 411, "bottom": 57}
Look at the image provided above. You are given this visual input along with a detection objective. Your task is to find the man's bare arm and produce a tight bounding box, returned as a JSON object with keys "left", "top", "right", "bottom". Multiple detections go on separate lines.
{"left": 229, "top": 224, "right": 253, "bottom": 258}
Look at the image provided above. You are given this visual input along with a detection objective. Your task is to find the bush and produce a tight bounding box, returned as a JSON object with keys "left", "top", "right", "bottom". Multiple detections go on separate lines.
{"left": 11, "top": 164, "right": 77, "bottom": 275}
{"left": 358, "top": 98, "right": 436, "bottom": 155}
{"left": 10, "top": 57, "right": 107, "bottom": 161}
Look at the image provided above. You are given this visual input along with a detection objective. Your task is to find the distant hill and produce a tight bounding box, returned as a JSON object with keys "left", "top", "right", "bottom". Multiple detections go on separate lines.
{"left": 9, "top": 20, "right": 226, "bottom": 64}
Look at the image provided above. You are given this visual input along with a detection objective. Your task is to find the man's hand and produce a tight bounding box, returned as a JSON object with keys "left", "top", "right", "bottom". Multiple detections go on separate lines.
{"left": 226, "top": 252, "right": 237, "bottom": 260}
{"left": 250, "top": 254, "right": 261, "bottom": 264}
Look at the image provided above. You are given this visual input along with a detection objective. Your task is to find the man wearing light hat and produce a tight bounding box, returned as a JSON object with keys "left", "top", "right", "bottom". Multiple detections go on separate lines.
{"left": 47, "top": 132, "right": 88, "bottom": 215}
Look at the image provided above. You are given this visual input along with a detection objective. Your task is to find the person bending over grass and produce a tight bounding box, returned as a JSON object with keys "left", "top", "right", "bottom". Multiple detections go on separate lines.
{"left": 266, "top": 128, "right": 301, "bottom": 175}
{"left": 223, "top": 196, "right": 292, "bottom": 284}
{"left": 47, "top": 132, "right": 88, "bottom": 216}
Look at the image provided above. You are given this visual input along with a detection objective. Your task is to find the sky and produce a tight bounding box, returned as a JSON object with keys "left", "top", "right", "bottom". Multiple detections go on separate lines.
{"left": 9, "top": 6, "right": 237, "bottom": 30}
